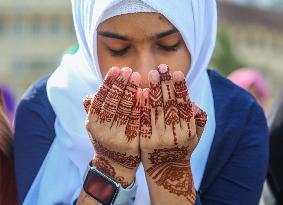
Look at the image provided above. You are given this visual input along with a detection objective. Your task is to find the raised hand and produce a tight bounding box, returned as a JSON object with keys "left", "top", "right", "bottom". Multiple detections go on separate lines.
{"left": 84, "top": 67, "right": 142, "bottom": 187}
{"left": 140, "top": 64, "right": 207, "bottom": 204}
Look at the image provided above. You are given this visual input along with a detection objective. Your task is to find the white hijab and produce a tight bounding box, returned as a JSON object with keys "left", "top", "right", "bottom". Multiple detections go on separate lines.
{"left": 23, "top": 0, "right": 217, "bottom": 204}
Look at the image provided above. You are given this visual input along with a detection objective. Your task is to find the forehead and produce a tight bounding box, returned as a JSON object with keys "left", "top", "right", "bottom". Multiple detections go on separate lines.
{"left": 97, "top": 13, "right": 175, "bottom": 40}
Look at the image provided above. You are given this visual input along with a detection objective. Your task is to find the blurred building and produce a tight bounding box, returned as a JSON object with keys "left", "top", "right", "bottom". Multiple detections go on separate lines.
{"left": 224, "top": 0, "right": 283, "bottom": 11}
{"left": 217, "top": 1, "right": 283, "bottom": 100}
{"left": 0, "top": 0, "right": 76, "bottom": 98}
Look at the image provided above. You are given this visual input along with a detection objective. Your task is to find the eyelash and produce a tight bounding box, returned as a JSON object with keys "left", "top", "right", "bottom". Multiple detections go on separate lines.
{"left": 109, "top": 46, "right": 130, "bottom": 56}
{"left": 108, "top": 41, "right": 181, "bottom": 56}
{"left": 157, "top": 41, "right": 181, "bottom": 52}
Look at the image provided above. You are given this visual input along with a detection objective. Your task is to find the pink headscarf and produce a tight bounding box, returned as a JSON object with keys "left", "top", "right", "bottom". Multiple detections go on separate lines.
{"left": 228, "top": 68, "right": 269, "bottom": 107}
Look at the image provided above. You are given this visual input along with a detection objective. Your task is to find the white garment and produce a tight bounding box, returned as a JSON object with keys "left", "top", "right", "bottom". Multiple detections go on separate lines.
{"left": 23, "top": 0, "right": 217, "bottom": 204}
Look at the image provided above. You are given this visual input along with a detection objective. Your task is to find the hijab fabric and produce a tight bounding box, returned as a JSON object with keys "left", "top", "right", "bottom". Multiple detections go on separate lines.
{"left": 23, "top": 0, "right": 217, "bottom": 204}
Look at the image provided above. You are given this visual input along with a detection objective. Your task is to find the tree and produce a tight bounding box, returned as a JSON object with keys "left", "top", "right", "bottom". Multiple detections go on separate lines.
{"left": 210, "top": 27, "right": 244, "bottom": 76}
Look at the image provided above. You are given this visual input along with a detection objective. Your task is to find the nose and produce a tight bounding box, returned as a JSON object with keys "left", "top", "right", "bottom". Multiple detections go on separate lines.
{"left": 132, "top": 51, "right": 158, "bottom": 89}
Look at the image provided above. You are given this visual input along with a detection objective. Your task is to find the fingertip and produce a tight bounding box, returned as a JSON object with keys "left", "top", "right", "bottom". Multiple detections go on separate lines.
{"left": 194, "top": 105, "right": 208, "bottom": 128}
{"left": 173, "top": 71, "right": 185, "bottom": 82}
{"left": 158, "top": 64, "right": 169, "bottom": 74}
{"left": 157, "top": 64, "right": 172, "bottom": 81}
{"left": 130, "top": 72, "right": 141, "bottom": 86}
{"left": 121, "top": 67, "right": 133, "bottom": 78}
{"left": 108, "top": 67, "right": 121, "bottom": 77}
{"left": 83, "top": 95, "right": 93, "bottom": 114}
{"left": 148, "top": 70, "right": 160, "bottom": 84}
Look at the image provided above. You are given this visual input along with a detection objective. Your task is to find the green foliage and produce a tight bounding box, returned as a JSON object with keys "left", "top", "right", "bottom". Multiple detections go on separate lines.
{"left": 210, "top": 28, "right": 244, "bottom": 76}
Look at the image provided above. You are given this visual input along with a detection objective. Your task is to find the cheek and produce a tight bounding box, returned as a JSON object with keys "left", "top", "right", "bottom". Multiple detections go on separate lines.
{"left": 97, "top": 43, "right": 128, "bottom": 78}
{"left": 165, "top": 47, "right": 191, "bottom": 75}
{"left": 97, "top": 41, "right": 108, "bottom": 78}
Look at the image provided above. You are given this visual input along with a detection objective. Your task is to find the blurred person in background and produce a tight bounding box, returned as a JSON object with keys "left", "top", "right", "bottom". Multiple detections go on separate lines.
{"left": 14, "top": 0, "right": 268, "bottom": 204}
{"left": 228, "top": 68, "right": 269, "bottom": 110}
{"left": 0, "top": 89, "right": 18, "bottom": 205}
{"left": 0, "top": 83, "right": 16, "bottom": 123}
{"left": 264, "top": 88, "right": 283, "bottom": 205}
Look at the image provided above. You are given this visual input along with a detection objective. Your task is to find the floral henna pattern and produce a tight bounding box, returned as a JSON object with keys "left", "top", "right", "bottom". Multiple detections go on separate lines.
{"left": 83, "top": 95, "right": 92, "bottom": 114}
{"left": 99, "top": 76, "right": 126, "bottom": 123}
{"left": 150, "top": 82, "right": 163, "bottom": 124}
{"left": 174, "top": 80, "right": 194, "bottom": 137}
{"left": 159, "top": 66, "right": 180, "bottom": 145}
{"left": 159, "top": 65, "right": 172, "bottom": 81}
{"left": 125, "top": 99, "right": 141, "bottom": 142}
{"left": 140, "top": 98, "right": 152, "bottom": 139}
{"left": 93, "top": 156, "right": 130, "bottom": 188}
{"left": 89, "top": 74, "right": 116, "bottom": 115}
{"left": 164, "top": 83, "right": 180, "bottom": 145}
{"left": 146, "top": 147, "right": 196, "bottom": 203}
{"left": 114, "top": 81, "right": 137, "bottom": 126}
{"left": 164, "top": 99, "right": 179, "bottom": 145}
{"left": 93, "top": 139, "right": 140, "bottom": 169}
{"left": 194, "top": 109, "right": 207, "bottom": 127}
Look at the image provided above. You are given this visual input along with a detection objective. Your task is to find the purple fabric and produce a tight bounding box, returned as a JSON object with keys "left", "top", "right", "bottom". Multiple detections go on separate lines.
{"left": 0, "top": 84, "right": 16, "bottom": 121}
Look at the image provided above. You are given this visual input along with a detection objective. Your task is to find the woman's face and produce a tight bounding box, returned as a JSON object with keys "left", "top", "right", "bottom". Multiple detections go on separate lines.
{"left": 97, "top": 12, "right": 191, "bottom": 88}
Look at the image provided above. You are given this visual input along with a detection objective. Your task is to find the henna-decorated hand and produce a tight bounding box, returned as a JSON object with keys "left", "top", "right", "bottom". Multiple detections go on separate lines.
{"left": 140, "top": 64, "right": 207, "bottom": 204}
{"left": 84, "top": 67, "right": 142, "bottom": 188}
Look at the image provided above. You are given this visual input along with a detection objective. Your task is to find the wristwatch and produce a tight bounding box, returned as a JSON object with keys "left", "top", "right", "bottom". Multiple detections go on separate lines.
{"left": 83, "top": 162, "right": 137, "bottom": 205}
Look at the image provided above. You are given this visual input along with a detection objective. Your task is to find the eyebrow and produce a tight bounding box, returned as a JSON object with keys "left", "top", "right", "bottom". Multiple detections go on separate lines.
{"left": 97, "top": 28, "right": 179, "bottom": 41}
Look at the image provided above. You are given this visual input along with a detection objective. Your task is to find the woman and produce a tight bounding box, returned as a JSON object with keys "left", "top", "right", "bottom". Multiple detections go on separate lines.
{"left": 264, "top": 88, "right": 283, "bottom": 205}
{"left": 0, "top": 89, "right": 18, "bottom": 205}
{"left": 228, "top": 68, "right": 269, "bottom": 110}
{"left": 14, "top": 0, "right": 268, "bottom": 204}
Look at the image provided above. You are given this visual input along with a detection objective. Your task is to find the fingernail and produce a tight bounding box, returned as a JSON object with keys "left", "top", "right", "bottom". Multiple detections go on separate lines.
{"left": 195, "top": 107, "right": 208, "bottom": 127}
{"left": 148, "top": 70, "right": 160, "bottom": 84}
{"left": 173, "top": 71, "right": 185, "bottom": 82}
{"left": 105, "top": 67, "right": 120, "bottom": 79}
{"left": 193, "top": 105, "right": 207, "bottom": 120}
{"left": 130, "top": 72, "right": 141, "bottom": 86}
{"left": 83, "top": 95, "right": 93, "bottom": 113}
{"left": 158, "top": 64, "right": 169, "bottom": 74}
{"left": 121, "top": 67, "right": 132, "bottom": 79}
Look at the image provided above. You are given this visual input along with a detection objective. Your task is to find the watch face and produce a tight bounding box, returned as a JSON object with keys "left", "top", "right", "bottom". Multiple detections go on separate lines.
{"left": 83, "top": 168, "right": 119, "bottom": 205}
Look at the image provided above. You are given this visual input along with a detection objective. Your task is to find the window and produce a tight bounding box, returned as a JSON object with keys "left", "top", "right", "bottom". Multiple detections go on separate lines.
{"left": 50, "top": 16, "right": 61, "bottom": 36}
{"left": 31, "top": 16, "right": 42, "bottom": 37}
{"left": 0, "top": 16, "right": 5, "bottom": 37}
{"left": 14, "top": 16, "right": 24, "bottom": 37}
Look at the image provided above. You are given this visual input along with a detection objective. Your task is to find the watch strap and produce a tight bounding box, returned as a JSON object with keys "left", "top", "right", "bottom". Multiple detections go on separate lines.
{"left": 114, "top": 177, "right": 137, "bottom": 205}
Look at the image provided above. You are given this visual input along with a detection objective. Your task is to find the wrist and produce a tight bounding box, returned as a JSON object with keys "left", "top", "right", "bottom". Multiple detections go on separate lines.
{"left": 141, "top": 146, "right": 191, "bottom": 169}
{"left": 144, "top": 159, "right": 196, "bottom": 204}
{"left": 92, "top": 155, "right": 137, "bottom": 188}
{"left": 83, "top": 161, "right": 138, "bottom": 205}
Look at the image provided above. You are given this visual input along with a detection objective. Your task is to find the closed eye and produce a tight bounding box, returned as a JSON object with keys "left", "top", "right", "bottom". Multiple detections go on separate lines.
{"left": 107, "top": 46, "right": 130, "bottom": 56}
{"left": 157, "top": 41, "right": 181, "bottom": 52}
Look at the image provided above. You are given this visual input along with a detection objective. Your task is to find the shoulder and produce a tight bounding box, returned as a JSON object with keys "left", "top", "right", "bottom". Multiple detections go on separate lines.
{"left": 17, "top": 75, "right": 55, "bottom": 119}
{"left": 20, "top": 75, "right": 50, "bottom": 107}
{"left": 14, "top": 75, "right": 57, "bottom": 203}
{"left": 15, "top": 75, "right": 56, "bottom": 136}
